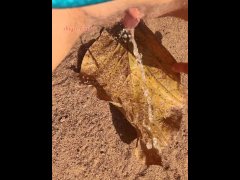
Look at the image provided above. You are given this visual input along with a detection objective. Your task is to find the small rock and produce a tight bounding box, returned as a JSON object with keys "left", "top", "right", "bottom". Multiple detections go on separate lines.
{"left": 59, "top": 117, "right": 65, "bottom": 123}
{"left": 100, "top": 149, "right": 106, "bottom": 154}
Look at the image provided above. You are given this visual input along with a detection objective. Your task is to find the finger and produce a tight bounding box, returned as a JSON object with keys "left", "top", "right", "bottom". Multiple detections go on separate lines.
{"left": 172, "top": 63, "right": 188, "bottom": 74}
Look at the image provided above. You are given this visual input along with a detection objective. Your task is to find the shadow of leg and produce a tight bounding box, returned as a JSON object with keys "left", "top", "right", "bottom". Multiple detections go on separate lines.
{"left": 155, "top": 31, "right": 163, "bottom": 44}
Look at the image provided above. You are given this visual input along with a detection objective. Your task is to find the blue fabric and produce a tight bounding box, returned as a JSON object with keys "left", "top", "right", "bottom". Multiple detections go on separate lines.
{"left": 52, "top": 0, "right": 111, "bottom": 8}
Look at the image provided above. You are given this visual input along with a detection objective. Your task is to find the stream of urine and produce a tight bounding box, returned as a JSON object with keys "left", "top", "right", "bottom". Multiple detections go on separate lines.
{"left": 128, "top": 28, "right": 154, "bottom": 123}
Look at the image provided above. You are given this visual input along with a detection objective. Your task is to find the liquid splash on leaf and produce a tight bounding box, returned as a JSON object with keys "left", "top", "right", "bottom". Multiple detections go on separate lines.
{"left": 80, "top": 21, "right": 184, "bottom": 165}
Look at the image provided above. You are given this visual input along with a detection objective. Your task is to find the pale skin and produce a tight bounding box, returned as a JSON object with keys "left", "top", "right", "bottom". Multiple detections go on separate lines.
{"left": 52, "top": 0, "right": 188, "bottom": 73}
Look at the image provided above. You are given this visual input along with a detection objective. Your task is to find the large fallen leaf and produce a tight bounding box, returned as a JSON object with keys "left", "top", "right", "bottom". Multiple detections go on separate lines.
{"left": 80, "top": 21, "right": 184, "bottom": 165}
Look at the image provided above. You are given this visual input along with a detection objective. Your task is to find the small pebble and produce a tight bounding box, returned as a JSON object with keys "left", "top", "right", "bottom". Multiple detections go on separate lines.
{"left": 60, "top": 117, "right": 65, "bottom": 123}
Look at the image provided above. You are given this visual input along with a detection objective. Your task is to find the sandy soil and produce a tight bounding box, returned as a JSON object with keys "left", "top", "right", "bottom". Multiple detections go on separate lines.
{"left": 52, "top": 16, "right": 188, "bottom": 180}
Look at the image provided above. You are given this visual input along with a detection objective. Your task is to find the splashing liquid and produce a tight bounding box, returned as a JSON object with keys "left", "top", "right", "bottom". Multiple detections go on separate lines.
{"left": 128, "top": 29, "right": 154, "bottom": 123}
